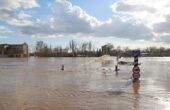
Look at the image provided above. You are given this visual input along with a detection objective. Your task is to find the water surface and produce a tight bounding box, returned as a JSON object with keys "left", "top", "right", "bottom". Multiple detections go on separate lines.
{"left": 0, "top": 57, "right": 169, "bottom": 110}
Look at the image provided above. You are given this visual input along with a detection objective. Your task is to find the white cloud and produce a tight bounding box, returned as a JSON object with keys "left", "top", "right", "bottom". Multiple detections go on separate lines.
{"left": 111, "top": 1, "right": 156, "bottom": 13}
{"left": 153, "top": 15, "right": 170, "bottom": 33}
{"left": 0, "top": 10, "right": 38, "bottom": 26}
{"left": 0, "top": 0, "right": 39, "bottom": 27}
{"left": 0, "top": 0, "right": 39, "bottom": 10}
{"left": 0, "top": 36, "right": 8, "bottom": 39}
{"left": 50, "top": 0, "right": 101, "bottom": 32}
{"left": 20, "top": 0, "right": 152, "bottom": 41}
{"left": 18, "top": 11, "right": 32, "bottom": 19}
{"left": 0, "top": 26, "right": 12, "bottom": 33}
{"left": 111, "top": 0, "right": 170, "bottom": 25}
{"left": 110, "top": 0, "right": 170, "bottom": 43}
{"left": 160, "top": 35, "right": 170, "bottom": 43}
{"left": 94, "top": 16, "right": 153, "bottom": 40}
{"left": 21, "top": 22, "right": 55, "bottom": 36}
{"left": 21, "top": 0, "right": 100, "bottom": 36}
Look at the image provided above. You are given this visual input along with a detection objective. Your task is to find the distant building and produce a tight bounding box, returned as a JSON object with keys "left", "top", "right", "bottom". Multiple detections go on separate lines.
{"left": 101, "top": 43, "right": 113, "bottom": 55}
{"left": 0, "top": 43, "right": 29, "bottom": 57}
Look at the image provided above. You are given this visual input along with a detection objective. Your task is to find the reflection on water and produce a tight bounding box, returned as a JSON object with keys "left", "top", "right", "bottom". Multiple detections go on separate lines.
{"left": 101, "top": 60, "right": 112, "bottom": 67}
{"left": 0, "top": 57, "right": 170, "bottom": 110}
{"left": 133, "top": 80, "right": 140, "bottom": 94}
{"left": 115, "top": 70, "right": 119, "bottom": 77}
{"left": 132, "top": 80, "right": 140, "bottom": 110}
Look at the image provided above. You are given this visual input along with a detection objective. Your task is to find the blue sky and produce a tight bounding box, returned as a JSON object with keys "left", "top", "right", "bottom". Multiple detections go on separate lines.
{"left": 70, "top": 0, "right": 117, "bottom": 20}
{"left": 0, "top": 0, "right": 170, "bottom": 51}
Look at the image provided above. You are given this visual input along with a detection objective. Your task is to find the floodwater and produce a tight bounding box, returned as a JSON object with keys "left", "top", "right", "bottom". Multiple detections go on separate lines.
{"left": 0, "top": 57, "right": 170, "bottom": 110}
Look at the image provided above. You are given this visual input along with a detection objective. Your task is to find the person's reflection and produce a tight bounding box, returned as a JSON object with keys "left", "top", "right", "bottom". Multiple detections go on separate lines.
{"left": 133, "top": 80, "right": 140, "bottom": 93}
{"left": 101, "top": 61, "right": 109, "bottom": 67}
{"left": 132, "top": 80, "right": 140, "bottom": 110}
{"left": 115, "top": 70, "right": 118, "bottom": 77}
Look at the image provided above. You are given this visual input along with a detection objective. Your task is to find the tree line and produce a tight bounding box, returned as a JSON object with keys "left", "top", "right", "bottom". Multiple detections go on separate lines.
{"left": 32, "top": 40, "right": 170, "bottom": 57}
{"left": 33, "top": 40, "right": 102, "bottom": 57}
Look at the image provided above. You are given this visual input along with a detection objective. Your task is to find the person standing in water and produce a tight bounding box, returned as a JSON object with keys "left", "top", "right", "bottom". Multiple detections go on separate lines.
{"left": 115, "top": 55, "right": 120, "bottom": 71}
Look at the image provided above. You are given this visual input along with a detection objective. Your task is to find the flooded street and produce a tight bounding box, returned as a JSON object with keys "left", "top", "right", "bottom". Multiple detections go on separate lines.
{"left": 0, "top": 57, "right": 170, "bottom": 110}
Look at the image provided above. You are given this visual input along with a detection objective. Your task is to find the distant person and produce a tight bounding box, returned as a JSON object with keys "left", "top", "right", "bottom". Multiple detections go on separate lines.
{"left": 115, "top": 55, "right": 121, "bottom": 71}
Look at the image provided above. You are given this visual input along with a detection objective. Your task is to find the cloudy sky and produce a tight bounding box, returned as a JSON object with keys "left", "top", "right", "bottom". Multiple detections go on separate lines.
{"left": 0, "top": 0, "right": 170, "bottom": 50}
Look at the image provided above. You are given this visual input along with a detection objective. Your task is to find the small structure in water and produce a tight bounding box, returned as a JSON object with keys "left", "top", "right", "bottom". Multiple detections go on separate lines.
{"left": 61, "top": 65, "right": 64, "bottom": 71}
{"left": 115, "top": 65, "right": 119, "bottom": 71}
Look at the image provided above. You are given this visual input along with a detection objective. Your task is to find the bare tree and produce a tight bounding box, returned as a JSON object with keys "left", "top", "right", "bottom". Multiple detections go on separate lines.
{"left": 88, "top": 42, "right": 92, "bottom": 52}
{"left": 82, "top": 42, "right": 88, "bottom": 56}
{"left": 35, "top": 41, "right": 45, "bottom": 56}
{"left": 69, "top": 40, "right": 77, "bottom": 57}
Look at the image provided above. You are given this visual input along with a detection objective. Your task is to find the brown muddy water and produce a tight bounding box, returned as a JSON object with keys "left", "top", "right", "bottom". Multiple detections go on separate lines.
{"left": 0, "top": 57, "right": 170, "bottom": 110}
